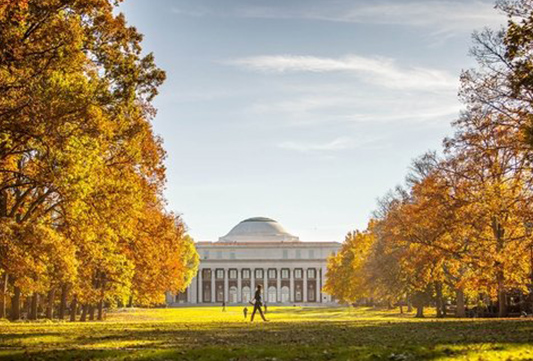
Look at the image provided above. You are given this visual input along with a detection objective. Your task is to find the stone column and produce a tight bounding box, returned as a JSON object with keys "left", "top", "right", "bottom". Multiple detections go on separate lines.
{"left": 264, "top": 269, "right": 268, "bottom": 302}
{"left": 211, "top": 269, "right": 216, "bottom": 303}
{"left": 315, "top": 268, "right": 320, "bottom": 303}
{"left": 277, "top": 268, "right": 281, "bottom": 303}
{"left": 321, "top": 266, "right": 327, "bottom": 303}
{"left": 303, "top": 268, "right": 308, "bottom": 303}
{"left": 251, "top": 268, "right": 255, "bottom": 297}
{"left": 237, "top": 269, "right": 242, "bottom": 303}
{"left": 224, "top": 268, "right": 229, "bottom": 303}
{"left": 189, "top": 275, "right": 196, "bottom": 304}
{"left": 197, "top": 269, "right": 203, "bottom": 304}
{"left": 289, "top": 268, "right": 294, "bottom": 303}
{"left": 165, "top": 291, "right": 173, "bottom": 304}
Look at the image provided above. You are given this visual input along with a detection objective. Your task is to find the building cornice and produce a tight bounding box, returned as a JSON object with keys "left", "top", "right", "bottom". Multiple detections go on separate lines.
{"left": 198, "top": 258, "right": 330, "bottom": 263}
{"left": 195, "top": 242, "right": 341, "bottom": 248}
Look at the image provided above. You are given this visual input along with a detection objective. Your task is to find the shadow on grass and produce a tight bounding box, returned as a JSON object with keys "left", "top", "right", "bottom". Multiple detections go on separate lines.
{"left": 269, "top": 306, "right": 411, "bottom": 319}
{"left": 2, "top": 319, "right": 533, "bottom": 360}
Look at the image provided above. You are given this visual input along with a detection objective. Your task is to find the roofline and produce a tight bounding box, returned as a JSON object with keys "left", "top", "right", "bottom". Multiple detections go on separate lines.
{"left": 195, "top": 241, "right": 342, "bottom": 247}
{"left": 197, "top": 259, "right": 332, "bottom": 263}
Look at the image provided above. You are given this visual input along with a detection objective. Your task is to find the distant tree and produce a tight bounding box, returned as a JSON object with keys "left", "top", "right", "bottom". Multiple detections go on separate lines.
{"left": 324, "top": 227, "right": 374, "bottom": 304}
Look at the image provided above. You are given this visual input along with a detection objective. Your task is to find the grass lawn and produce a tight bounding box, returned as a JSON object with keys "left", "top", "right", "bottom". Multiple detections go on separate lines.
{"left": 1, "top": 306, "right": 533, "bottom": 360}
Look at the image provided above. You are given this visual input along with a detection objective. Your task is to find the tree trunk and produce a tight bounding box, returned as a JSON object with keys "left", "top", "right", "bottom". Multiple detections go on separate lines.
{"left": 493, "top": 218, "right": 507, "bottom": 317}
{"left": 127, "top": 295, "right": 133, "bottom": 308}
{"left": 497, "top": 270, "right": 507, "bottom": 317}
{"left": 97, "top": 278, "right": 105, "bottom": 321}
{"left": 70, "top": 296, "right": 77, "bottom": 322}
{"left": 29, "top": 293, "right": 38, "bottom": 320}
{"left": 97, "top": 300, "right": 104, "bottom": 321}
{"left": 435, "top": 282, "right": 444, "bottom": 318}
{"left": 456, "top": 288, "right": 466, "bottom": 318}
{"left": 399, "top": 305, "right": 404, "bottom": 314}
{"left": 0, "top": 273, "right": 7, "bottom": 318}
{"left": 416, "top": 305, "right": 424, "bottom": 318}
{"left": 46, "top": 289, "right": 55, "bottom": 319}
{"left": 11, "top": 286, "right": 21, "bottom": 321}
{"left": 58, "top": 284, "right": 68, "bottom": 320}
{"left": 80, "top": 304, "right": 88, "bottom": 322}
{"left": 24, "top": 296, "right": 31, "bottom": 318}
{"left": 88, "top": 305, "right": 95, "bottom": 321}
{"left": 413, "top": 291, "right": 426, "bottom": 318}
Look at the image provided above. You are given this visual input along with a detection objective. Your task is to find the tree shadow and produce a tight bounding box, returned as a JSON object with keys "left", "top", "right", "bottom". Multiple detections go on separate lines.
{"left": 1, "top": 319, "right": 533, "bottom": 360}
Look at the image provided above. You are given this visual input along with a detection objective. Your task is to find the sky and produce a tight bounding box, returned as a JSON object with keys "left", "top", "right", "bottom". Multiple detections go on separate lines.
{"left": 118, "top": 0, "right": 506, "bottom": 243}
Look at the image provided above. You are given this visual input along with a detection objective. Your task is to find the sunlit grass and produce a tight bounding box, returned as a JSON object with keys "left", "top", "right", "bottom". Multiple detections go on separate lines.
{"left": 1, "top": 306, "right": 533, "bottom": 360}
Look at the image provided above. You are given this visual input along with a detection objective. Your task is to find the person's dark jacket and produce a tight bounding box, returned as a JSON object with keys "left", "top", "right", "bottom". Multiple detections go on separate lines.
{"left": 254, "top": 289, "right": 262, "bottom": 306}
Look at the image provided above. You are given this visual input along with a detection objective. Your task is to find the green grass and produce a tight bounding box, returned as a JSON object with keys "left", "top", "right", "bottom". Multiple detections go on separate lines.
{"left": 1, "top": 306, "right": 533, "bottom": 360}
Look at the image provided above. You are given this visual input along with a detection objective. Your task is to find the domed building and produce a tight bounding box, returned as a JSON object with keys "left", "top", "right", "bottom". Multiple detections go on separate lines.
{"left": 166, "top": 217, "right": 341, "bottom": 305}
{"left": 219, "top": 217, "right": 300, "bottom": 243}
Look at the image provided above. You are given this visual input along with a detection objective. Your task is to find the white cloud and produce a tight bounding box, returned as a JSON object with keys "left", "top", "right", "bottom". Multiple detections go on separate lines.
{"left": 278, "top": 136, "right": 381, "bottom": 153}
{"left": 242, "top": 1, "right": 503, "bottom": 32}
{"left": 170, "top": 7, "right": 210, "bottom": 17}
{"left": 172, "top": 1, "right": 505, "bottom": 36}
{"left": 227, "top": 54, "right": 458, "bottom": 91}
{"left": 339, "top": 104, "right": 464, "bottom": 124}
{"left": 242, "top": 84, "right": 463, "bottom": 128}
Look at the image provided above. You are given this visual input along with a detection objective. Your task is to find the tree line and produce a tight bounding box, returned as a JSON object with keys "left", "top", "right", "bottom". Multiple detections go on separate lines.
{"left": 0, "top": 0, "right": 199, "bottom": 321}
{"left": 325, "top": 0, "right": 533, "bottom": 318}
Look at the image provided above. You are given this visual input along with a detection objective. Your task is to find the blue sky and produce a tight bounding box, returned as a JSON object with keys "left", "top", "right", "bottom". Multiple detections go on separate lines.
{"left": 119, "top": 0, "right": 505, "bottom": 242}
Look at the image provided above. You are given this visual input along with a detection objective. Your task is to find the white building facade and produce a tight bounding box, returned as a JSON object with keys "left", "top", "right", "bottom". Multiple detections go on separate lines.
{"left": 166, "top": 217, "right": 341, "bottom": 306}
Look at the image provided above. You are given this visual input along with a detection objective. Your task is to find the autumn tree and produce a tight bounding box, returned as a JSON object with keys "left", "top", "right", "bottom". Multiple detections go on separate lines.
{"left": 324, "top": 227, "right": 374, "bottom": 304}
{"left": 0, "top": 0, "right": 198, "bottom": 321}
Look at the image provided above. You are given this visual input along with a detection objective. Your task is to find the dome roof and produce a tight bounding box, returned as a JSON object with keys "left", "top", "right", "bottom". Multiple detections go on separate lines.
{"left": 218, "top": 217, "right": 300, "bottom": 243}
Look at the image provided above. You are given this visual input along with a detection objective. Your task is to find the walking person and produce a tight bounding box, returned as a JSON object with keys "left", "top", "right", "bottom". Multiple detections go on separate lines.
{"left": 250, "top": 285, "right": 268, "bottom": 322}
{"left": 222, "top": 301, "right": 226, "bottom": 312}
{"left": 243, "top": 307, "right": 248, "bottom": 319}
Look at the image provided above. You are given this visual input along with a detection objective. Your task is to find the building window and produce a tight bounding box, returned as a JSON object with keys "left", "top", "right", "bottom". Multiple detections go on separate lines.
{"left": 217, "top": 251, "right": 222, "bottom": 259}
{"left": 230, "top": 252, "right": 236, "bottom": 259}
{"left": 229, "top": 269, "right": 237, "bottom": 279}
{"left": 268, "top": 269, "right": 276, "bottom": 279}
{"left": 216, "top": 269, "right": 224, "bottom": 279}
{"left": 295, "top": 284, "right": 302, "bottom": 302}
{"left": 308, "top": 249, "right": 315, "bottom": 259}
{"left": 281, "top": 269, "right": 289, "bottom": 279}
{"left": 282, "top": 249, "right": 288, "bottom": 259}
{"left": 308, "top": 283, "right": 316, "bottom": 301}
{"left": 202, "top": 269, "right": 212, "bottom": 279}
{"left": 294, "top": 269, "right": 302, "bottom": 279}
{"left": 204, "top": 250, "right": 209, "bottom": 259}
{"left": 295, "top": 250, "right": 301, "bottom": 259}
{"left": 307, "top": 268, "right": 316, "bottom": 279}
{"left": 255, "top": 269, "right": 263, "bottom": 279}
{"left": 242, "top": 269, "right": 250, "bottom": 279}
{"left": 216, "top": 284, "right": 224, "bottom": 302}
{"left": 203, "top": 284, "right": 211, "bottom": 303}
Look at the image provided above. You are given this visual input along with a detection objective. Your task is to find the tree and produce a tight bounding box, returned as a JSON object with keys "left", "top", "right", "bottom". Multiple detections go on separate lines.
{"left": 0, "top": 0, "right": 197, "bottom": 321}
{"left": 324, "top": 227, "right": 374, "bottom": 304}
